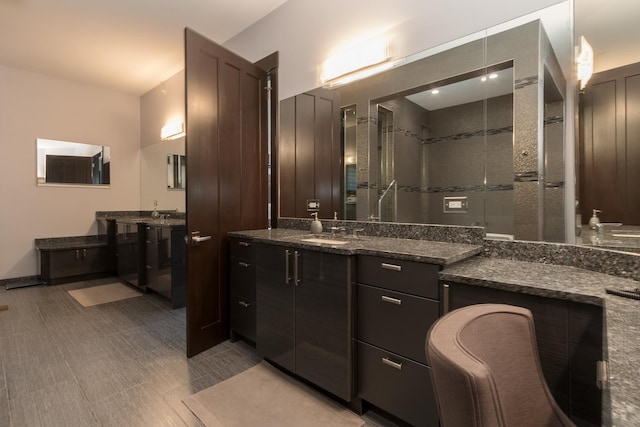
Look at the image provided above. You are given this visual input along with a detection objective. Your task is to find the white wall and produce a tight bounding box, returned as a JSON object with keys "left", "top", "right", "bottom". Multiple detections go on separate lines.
{"left": 224, "top": 0, "right": 566, "bottom": 100}
{"left": 140, "top": 70, "right": 186, "bottom": 212}
{"left": 0, "top": 65, "right": 140, "bottom": 280}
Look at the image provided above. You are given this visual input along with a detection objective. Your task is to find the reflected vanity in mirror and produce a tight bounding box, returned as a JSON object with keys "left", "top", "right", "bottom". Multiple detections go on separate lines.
{"left": 36, "top": 138, "right": 110, "bottom": 186}
{"left": 280, "top": 3, "right": 571, "bottom": 243}
{"left": 167, "top": 154, "right": 186, "bottom": 189}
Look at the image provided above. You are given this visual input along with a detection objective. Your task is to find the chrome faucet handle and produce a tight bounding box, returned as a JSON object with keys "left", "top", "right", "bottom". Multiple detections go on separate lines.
{"left": 352, "top": 228, "right": 365, "bottom": 239}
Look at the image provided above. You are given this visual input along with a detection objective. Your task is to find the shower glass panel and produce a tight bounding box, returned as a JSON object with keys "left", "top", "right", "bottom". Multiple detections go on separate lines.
{"left": 377, "top": 106, "right": 396, "bottom": 221}
{"left": 342, "top": 106, "right": 357, "bottom": 220}
{"left": 543, "top": 67, "right": 565, "bottom": 242}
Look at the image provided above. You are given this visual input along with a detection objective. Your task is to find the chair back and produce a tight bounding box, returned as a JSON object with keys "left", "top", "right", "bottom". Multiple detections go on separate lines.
{"left": 426, "top": 303, "right": 575, "bottom": 427}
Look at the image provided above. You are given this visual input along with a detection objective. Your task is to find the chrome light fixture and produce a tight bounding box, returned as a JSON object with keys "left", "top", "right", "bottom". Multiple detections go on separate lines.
{"left": 577, "top": 36, "right": 593, "bottom": 90}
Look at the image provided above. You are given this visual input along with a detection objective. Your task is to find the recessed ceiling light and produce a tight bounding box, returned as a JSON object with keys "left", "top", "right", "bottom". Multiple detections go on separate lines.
{"left": 431, "top": 89, "right": 440, "bottom": 94}
{"left": 481, "top": 76, "right": 487, "bottom": 82}
{"left": 489, "top": 73, "right": 498, "bottom": 79}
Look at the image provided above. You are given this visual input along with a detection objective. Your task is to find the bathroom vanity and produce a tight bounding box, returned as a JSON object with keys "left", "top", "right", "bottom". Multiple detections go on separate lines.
{"left": 229, "top": 219, "right": 640, "bottom": 427}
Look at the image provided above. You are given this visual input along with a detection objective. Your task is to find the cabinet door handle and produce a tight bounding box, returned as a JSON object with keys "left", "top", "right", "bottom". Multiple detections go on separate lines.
{"left": 382, "top": 357, "right": 403, "bottom": 370}
{"left": 239, "top": 241, "right": 251, "bottom": 247}
{"left": 75, "top": 250, "right": 80, "bottom": 259}
{"left": 294, "top": 250, "right": 301, "bottom": 286}
{"left": 83, "top": 249, "right": 87, "bottom": 258}
{"left": 238, "top": 301, "right": 250, "bottom": 308}
{"left": 381, "top": 295, "right": 402, "bottom": 305}
{"left": 381, "top": 262, "right": 402, "bottom": 272}
{"left": 238, "top": 262, "right": 250, "bottom": 268}
{"left": 285, "top": 250, "right": 291, "bottom": 284}
{"left": 442, "top": 283, "right": 450, "bottom": 315}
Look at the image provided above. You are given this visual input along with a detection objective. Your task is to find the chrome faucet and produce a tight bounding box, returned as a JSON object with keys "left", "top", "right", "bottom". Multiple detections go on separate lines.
{"left": 329, "top": 226, "right": 346, "bottom": 236}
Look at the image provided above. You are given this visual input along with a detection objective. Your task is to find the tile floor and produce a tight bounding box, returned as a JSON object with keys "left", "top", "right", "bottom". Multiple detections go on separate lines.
{"left": 0, "top": 278, "right": 396, "bottom": 427}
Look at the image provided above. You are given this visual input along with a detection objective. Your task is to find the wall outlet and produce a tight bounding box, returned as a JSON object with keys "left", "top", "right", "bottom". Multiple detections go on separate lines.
{"left": 306, "top": 199, "right": 320, "bottom": 212}
{"left": 443, "top": 196, "right": 468, "bottom": 213}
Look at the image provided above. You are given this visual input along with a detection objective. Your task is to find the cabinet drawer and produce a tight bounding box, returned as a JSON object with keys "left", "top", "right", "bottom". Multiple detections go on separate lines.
{"left": 230, "top": 294, "right": 256, "bottom": 342}
{"left": 357, "top": 341, "right": 438, "bottom": 427}
{"left": 357, "top": 284, "right": 439, "bottom": 365}
{"left": 230, "top": 238, "right": 255, "bottom": 260}
{"left": 230, "top": 257, "right": 256, "bottom": 300}
{"left": 357, "top": 255, "right": 439, "bottom": 299}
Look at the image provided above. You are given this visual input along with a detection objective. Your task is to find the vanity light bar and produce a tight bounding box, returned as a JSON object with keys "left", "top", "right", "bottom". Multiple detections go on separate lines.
{"left": 161, "top": 120, "right": 185, "bottom": 140}
{"left": 321, "top": 37, "right": 392, "bottom": 86}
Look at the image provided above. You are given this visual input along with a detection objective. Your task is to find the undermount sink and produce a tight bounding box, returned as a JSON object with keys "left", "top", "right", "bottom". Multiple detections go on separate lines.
{"left": 300, "top": 237, "right": 350, "bottom": 245}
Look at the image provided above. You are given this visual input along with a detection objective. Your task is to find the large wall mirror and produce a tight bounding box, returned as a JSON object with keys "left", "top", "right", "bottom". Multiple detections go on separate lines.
{"left": 279, "top": 2, "right": 572, "bottom": 244}
{"left": 36, "top": 138, "right": 110, "bottom": 186}
{"left": 574, "top": 0, "right": 640, "bottom": 255}
{"left": 140, "top": 137, "right": 186, "bottom": 212}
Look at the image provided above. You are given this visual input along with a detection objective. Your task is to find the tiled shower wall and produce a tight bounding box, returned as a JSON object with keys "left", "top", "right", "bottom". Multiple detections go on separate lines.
{"left": 425, "top": 94, "right": 514, "bottom": 233}
{"left": 339, "top": 20, "right": 566, "bottom": 241}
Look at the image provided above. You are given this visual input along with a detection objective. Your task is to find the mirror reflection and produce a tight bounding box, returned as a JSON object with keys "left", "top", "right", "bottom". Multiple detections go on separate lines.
{"left": 167, "top": 154, "right": 186, "bottom": 189}
{"left": 281, "top": 6, "right": 570, "bottom": 243}
{"left": 36, "top": 138, "right": 110, "bottom": 186}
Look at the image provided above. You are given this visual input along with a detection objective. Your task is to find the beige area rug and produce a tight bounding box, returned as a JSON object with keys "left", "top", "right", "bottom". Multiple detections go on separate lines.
{"left": 68, "top": 282, "right": 142, "bottom": 307}
{"left": 183, "top": 362, "right": 364, "bottom": 427}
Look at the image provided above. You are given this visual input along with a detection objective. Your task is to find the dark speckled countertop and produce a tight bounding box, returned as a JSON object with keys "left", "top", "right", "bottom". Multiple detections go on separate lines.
{"left": 440, "top": 256, "right": 640, "bottom": 427}
{"left": 230, "top": 226, "right": 638, "bottom": 426}
{"left": 228, "top": 228, "right": 482, "bottom": 265}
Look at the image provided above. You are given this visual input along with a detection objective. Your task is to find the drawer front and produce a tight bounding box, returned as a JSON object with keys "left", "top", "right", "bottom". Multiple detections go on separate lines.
{"left": 230, "top": 294, "right": 256, "bottom": 342}
{"left": 230, "top": 237, "right": 255, "bottom": 260}
{"left": 357, "top": 341, "right": 439, "bottom": 427}
{"left": 357, "top": 255, "right": 439, "bottom": 299}
{"left": 230, "top": 256, "right": 256, "bottom": 300}
{"left": 357, "top": 284, "right": 439, "bottom": 364}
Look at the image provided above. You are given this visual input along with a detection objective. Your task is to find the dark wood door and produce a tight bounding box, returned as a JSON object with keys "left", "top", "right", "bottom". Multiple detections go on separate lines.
{"left": 185, "top": 28, "right": 269, "bottom": 357}
{"left": 280, "top": 88, "right": 342, "bottom": 219}
{"left": 579, "top": 62, "right": 640, "bottom": 225}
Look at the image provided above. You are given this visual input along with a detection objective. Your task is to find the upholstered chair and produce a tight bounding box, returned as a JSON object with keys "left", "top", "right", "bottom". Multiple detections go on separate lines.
{"left": 426, "top": 303, "right": 575, "bottom": 427}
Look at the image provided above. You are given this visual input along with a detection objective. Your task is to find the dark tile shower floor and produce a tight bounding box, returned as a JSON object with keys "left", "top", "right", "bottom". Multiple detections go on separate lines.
{"left": 0, "top": 278, "right": 395, "bottom": 427}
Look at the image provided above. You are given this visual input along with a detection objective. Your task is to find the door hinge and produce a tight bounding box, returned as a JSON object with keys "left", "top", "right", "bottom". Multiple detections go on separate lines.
{"left": 597, "top": 360, "right": 609, "bottom": 390}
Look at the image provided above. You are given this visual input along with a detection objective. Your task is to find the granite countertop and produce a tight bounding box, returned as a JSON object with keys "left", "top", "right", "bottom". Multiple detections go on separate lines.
{"left": 114, "top": 216, "right": 185, "bottom": 227}
{"left": 96, "top": 210, "right": 185, "bottom": 227}
{"left": 35, "top": 235, "right": 108, "bottom": 251}
{"left": 440, "top": 256, "right": 640, "bottom": 427}
{"left": 228, "top": 228, "right": 482, "bottom": 265}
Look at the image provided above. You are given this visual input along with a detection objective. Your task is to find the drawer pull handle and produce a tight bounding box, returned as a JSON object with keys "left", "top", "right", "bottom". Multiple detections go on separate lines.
{"left": 238, "top": 301, "right": 250, "bottom": 308}
{"left": 238, "top": 262, "right": 250, "bottom": 268}
{"left": 381, "top": 295, "right": 402, "bottom": 305}
{"left": 382, "top": 357, "right": 403, "bottom": 370}
{"left": 381, "top": 262, "right": 402, "bottom": 272}
{"left": 239, "top": 241, "right": 251, "bottom": 247}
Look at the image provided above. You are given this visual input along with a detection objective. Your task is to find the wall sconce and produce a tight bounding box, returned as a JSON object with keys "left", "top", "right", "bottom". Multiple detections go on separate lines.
{"left": 577, "top": 36, "right": 593, "bottom": 91}
{"left": 161, "top": 119, "right": 185, "bottom": 140}
{"left": 321, "top": 37, "right": 393, "bottom": 87}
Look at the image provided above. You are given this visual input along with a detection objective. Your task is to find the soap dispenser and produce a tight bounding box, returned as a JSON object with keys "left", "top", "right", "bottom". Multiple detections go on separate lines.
{"left": 310, "top": 212, "right": 323, "bottom": 234}
{"left": 151, "top": 200, "right": 161, "bottom": 219}
{"left": 588, "top": 209, "right": 601, "bottom": 230}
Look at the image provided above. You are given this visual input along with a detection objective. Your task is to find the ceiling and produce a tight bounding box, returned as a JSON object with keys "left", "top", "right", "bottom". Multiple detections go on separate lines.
{"left": 575, "top": 0, "right": 640, "bottom": 73}
{"left": 0, "top": 0, "right": 636, "bottom": 96}
{"left": 0, "top": 0, "right": 287, "bottom": 95}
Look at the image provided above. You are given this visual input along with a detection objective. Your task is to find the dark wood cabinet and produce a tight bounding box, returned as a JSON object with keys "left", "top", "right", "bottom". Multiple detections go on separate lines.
{"left": 146, "top": 225, "right": 186, "bottom": 309}
{"left": 116, "top": 222, "right": 146, "bottom": 290}
{"left": 229, "top": 237, "right": 257, "bottom": 342}
{"left": 355, "top": 255, "right": 441, "bottom": 427}
{"left": 256, "top": 243, "right": 355, "bottom": 402}
{"left": 445, "top": 282, "right": 603, "bottom": 427}
{"left": 39, "top": 246, "right": 113, "bottom": 285}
